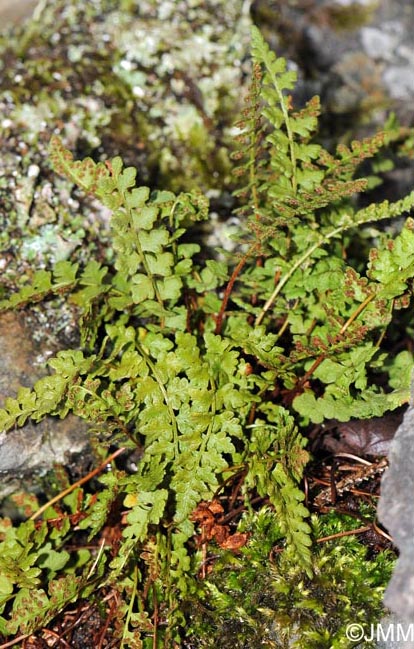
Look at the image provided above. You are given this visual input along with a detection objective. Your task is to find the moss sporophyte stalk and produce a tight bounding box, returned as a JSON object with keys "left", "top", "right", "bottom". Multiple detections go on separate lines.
{"left": 0, "top": 25, "right": 412, "bottom": 647}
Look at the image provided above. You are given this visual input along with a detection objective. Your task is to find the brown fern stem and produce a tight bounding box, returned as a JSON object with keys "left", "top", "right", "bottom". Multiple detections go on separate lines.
{"left": 292, "top": 293, "right": 377, "bottom": 396}
{"left": 339, "top": 292, "right": 375, "bottom": 334}
{"left": 297, "top": 354, "right": 327, "bottom": 390}
{"left": 30, "top": 447, "right": 126, "bottom": 521}
{"left": 215, "top": 246, "right": 256, "bottom": 334}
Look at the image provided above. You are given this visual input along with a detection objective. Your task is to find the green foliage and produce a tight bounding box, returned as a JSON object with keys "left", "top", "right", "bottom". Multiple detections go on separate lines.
{"left": 0, "top": 25, "right": 413, "bottom": 646}
{"left": 186, "top": 508, "right": 394, "bottom": 648}
{"left": 245, "top": 407, "right": 312, "bottom": 573}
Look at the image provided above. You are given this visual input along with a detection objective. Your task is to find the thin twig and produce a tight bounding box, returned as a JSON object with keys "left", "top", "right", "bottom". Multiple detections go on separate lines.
{"left": 30, "top": 447, "right": 126, "bottom": 521}
{"left": 316, "top": 526, "right": 371, "bottom": 543}
{"left": 0, "top": 634, "right": 30, "bottom": 649}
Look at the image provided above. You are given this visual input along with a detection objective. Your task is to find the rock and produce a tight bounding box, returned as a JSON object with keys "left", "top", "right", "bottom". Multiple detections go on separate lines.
{"left": 377, "top": 399, "right": 414, "bottom": 639}
{"left": 252, "top": 0, "right": 414, "bottom": 128}
{"left": 0, "top": 311, "right": 90, "bottom": 498}
{"left": 0, "top": 0, "right": 253, "bottom": 312}
{"left": 0, "top": 0, "right": 37, "bottom": 26}
{"left": 375, "top": 614, "right": 414, "bottom": 649}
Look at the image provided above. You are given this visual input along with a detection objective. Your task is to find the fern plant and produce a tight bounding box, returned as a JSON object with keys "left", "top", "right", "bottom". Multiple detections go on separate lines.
{"left": 0, "top": 27, "right": 413, "bottom": 646}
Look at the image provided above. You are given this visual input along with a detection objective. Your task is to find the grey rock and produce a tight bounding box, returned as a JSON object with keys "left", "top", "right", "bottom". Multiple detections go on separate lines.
{"left": 374, "top": 614, "right": 414, "bottom": 649}
{"left": 0, "top": 418, "right": 87, "bottom": 473}
{"left": 0, "top": 311, "right": 90, "bottom": 498}
{"left": 383, "top": 66, "right": 414, "bottom": 100}
{"left": 253, "top": 0, "right": 414, "bottom": 126}
{"left": 360, "top": 26, "right": 400, "bottom": 61}
{"left": 377, "top": 400, "right": 414, "bottom": 623}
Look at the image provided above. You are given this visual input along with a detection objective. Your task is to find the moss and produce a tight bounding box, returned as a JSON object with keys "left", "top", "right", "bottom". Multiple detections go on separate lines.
{"left": 327, "top": 2, "right": 379, "bottom": 33}
{"left": 187, "top": 509, "right": 394, "bottom": 648}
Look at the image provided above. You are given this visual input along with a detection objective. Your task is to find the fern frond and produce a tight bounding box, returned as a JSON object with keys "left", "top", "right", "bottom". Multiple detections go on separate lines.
{"left": 232, "top": 62, "right": 269, "bottom": 222}
{"left": 245, "top": 405, "right": 312, "bottom": 575}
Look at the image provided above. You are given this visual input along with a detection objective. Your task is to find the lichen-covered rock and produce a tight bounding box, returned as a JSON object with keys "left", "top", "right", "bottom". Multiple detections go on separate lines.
{"left": 0, "top": 0, "right": 252, "bottom": 297}
{"left": 0, "top": 0, "right": 252, "bottom": 191}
